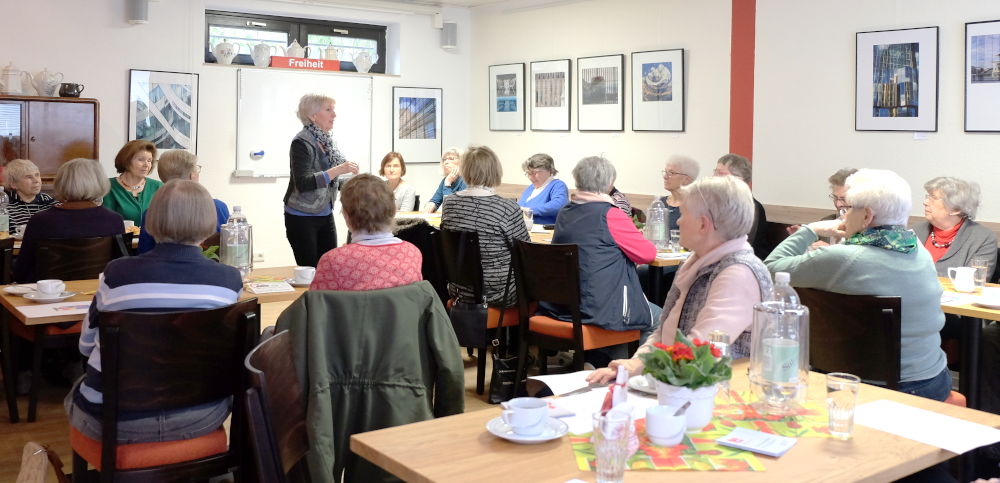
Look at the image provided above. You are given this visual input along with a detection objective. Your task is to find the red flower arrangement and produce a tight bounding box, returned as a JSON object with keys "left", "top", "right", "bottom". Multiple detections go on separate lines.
{"left": 640, "top": 330, "right": 731, "bottom": 389}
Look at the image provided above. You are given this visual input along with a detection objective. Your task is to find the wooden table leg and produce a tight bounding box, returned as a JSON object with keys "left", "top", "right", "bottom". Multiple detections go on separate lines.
{"left": 1, "top": 309, "right": 19, "bottom": 423}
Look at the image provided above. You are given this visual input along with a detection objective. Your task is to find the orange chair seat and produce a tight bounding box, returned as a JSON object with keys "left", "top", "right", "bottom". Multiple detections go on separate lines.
{"left": 8, "top": 319, "right": 82, "bottom": 340}
{"left": 70, "top": 426, "right": 227, "bottom": 471}
{"left": 528, "top": 315, "right": 639, "bottom": 350}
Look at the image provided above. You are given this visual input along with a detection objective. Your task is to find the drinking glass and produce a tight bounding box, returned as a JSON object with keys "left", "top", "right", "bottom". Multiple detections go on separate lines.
{"left": 826, "top": 372, "right": 860, "bottom": 439}
{"left": 669, "top": 229, "right": 681, "bottom": 252}
{"left": 592, "top": 411, "right": 631, "bottom": 483}
{"left": 971, "top": 257, "right": 992, "bottom": 294}
{"left": 521, "top": 207, "right": 534, "bottom": 231}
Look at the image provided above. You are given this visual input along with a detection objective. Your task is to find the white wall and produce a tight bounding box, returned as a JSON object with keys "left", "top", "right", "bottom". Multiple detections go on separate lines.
{"left": 2, "top": 0, "right": 471, "bottom": 267}
{"left": 754, "top": 0, "right": 1000, "bottom": 221}
{"left": 469, "top": 0, "right": 733, "bottom": 198}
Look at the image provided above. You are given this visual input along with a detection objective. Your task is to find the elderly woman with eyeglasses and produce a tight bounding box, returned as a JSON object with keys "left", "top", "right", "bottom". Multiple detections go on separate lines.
{"left": 914, "top": 177, "right": 996, "bottom": 278}
{"left": 765, "top": 169, "right": 950, "bottom": 402}
{"left": 424, "top": 147, "right": 467, "bottom": 213}
{"left": 588, "top": 175, "right": 772, "bottom": 383}
{"left": 517, "top": 153, "right": 568, "bottom": 225}
{"left": 658, "top": 155, "right": 699, "bottom": 232}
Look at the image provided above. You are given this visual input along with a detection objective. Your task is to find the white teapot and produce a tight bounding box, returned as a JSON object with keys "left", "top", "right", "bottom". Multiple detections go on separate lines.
{"left": 30, "top": 69, "right": 64, "bottom": 96}
{"left": 286, "top": 39, "right": 308, "bottom": 59}
{"left": 0, "top": 63, "right": 30, "bottom": 95}
{"left": 323, "top": 45, "right": 341, "bottom": 61}
{"left": 247, "top": 42, "right": 282, "bottom": 67}
{"left": 351, "top": 51, "right": 378, "bottom": 73}
{"left": 211, "top": 39, "right": 241, "bottom": 65}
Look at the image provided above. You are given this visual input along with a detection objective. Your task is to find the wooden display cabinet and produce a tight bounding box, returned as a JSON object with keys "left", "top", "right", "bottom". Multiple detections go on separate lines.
{"left": 0, "top": 95, "right": 99, "bottom": 190}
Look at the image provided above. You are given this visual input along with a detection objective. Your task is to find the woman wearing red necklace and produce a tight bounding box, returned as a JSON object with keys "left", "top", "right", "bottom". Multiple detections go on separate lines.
{"left": 913, "top": 177, "right": 996, "bottom": 276}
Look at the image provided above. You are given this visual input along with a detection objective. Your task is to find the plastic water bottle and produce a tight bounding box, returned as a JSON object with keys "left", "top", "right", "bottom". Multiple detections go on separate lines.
{"left": 0, "top": 191, "right": 9, "bottom": 238}
{"left": 645, "top": 200, "right": 667, "bottom": 250}
{"left": 749, "top": 272, "right": 810, "bottom": 414}
{"left": 220, "top": 206, "right": 253, "bottom": 279}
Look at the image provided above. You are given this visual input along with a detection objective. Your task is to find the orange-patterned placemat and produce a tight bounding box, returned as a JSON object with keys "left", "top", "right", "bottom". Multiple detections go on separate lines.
{"left": 570, "top": 391, "right": 830, "bottom": 471}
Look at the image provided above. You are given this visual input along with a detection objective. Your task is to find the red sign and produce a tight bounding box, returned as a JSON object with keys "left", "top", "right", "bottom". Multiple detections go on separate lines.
{"left": 270, "top": 56, "right": 340, "bottom": 72}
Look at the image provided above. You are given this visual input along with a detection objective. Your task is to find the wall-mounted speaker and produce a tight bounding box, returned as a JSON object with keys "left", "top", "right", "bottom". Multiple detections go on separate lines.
{"left": 441, "top": 21, "right": 457, "bottom": 50}
{"left": 128, "top": 0, "right": 149, "bottom": 24}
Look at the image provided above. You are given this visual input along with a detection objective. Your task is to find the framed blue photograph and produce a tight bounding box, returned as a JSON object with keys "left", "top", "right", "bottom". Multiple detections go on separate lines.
{"left": 489, "top": 63, "right": 525, "bottom": 131}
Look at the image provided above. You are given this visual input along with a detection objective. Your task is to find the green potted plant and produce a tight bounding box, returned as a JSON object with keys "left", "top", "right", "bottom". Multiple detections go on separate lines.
{"left": 640, "top": 330, "right": 731, "bottom": 431}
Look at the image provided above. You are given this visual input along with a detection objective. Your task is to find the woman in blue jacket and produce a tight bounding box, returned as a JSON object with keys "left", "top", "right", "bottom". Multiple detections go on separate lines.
{"left": 517, "top": 153, "right": 568, "bottom": 225}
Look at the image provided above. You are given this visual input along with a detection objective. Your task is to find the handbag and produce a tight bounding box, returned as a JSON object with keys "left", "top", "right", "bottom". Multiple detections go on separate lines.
{"left": 449, "top": 300, "right": 487, "bottom": 348}
{"left": 488, "top": 247, "right": 518, "bottom": 404}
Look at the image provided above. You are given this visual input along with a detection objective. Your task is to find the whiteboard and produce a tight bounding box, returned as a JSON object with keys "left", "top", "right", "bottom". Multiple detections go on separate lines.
{"left": 236, "top": 68, "right": 372, "bottom": 177}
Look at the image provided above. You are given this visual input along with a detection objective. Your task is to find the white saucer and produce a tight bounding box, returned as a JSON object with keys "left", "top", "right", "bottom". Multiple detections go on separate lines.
{"left": 627, "top": 375, "right": 657, "bottom": 395}
{"left": 285, "top": 278, "right": 312, "bottom": 288}
{"left": 486, "top": 416, "right": 568, "bottom": 444}
{"left": 973, "top": 298, "right": 1000, "bottom": 310}
{"left": 23, "top": 291, "right": 77, "bottom": 303}
{"left": 4, "top": 284, "right": 36, "bottom": 295}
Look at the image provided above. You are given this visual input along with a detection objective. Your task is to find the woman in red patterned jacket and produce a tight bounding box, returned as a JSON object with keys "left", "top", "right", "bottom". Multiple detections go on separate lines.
{"left": 310, "top": 174, "right": 422, "bottom": 291}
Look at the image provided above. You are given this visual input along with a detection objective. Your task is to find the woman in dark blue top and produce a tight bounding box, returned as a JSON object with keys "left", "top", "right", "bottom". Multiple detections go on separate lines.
{"left": 424, "top": 147, "right": 466, "bottom": 213}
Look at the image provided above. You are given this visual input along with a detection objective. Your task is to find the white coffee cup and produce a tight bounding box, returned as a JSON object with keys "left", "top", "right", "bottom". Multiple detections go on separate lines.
{"left": 123, "top": 220, "right": 135, "bottom": 231}
{"left": 293, "top": 266, "right": 316, "bottom": 284}
{"left": 645, "top": 405, "right": 686, "bottom": 446}
{"left": 948, "top": 266, "right": 977, "bottom": 293}
{"left": 36, "top": 279, "right": 66, "bottom": 296}
{"left": 500, "top": 397, "right": 548, "bottom": 436}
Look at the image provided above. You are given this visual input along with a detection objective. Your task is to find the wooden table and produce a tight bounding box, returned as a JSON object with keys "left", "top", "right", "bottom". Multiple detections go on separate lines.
{"left": 0, "top": 266, "right": 305, "bottom": 422}
{"left": 352, "top": 361, "right": 1000, "bottom": 482}
{"left": 938, "top": 277, "right": 1000, "bottom": 409}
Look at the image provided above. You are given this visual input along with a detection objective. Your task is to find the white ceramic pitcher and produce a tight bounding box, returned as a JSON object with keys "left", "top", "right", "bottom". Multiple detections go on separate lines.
{"left": 948, "top": 266, "right": 977, "bottom": 293}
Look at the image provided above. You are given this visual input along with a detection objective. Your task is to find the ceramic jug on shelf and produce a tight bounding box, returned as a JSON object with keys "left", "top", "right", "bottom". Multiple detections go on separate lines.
{"left": 247, "top": 42, "right": 281, "bottom": 67}
{"left": 211, "top": 39, "right": 240, "bottom": 65}
{"left": 29, "top": 69, "right": 64, "bottom": 96}
{"left": 0, "top": 63, "right": 30, "bottom": 95}
{"left": 351, "top": 51, "right": 378, "bottom": 73}
{"left": 323, "top": 45, "right": 341, "bottom": 61}
{"left": 286, "top": 39, "right": 307, "bottom": 58}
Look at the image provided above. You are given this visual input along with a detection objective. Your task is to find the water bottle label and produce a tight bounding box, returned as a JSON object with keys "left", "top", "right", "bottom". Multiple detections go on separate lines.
{"left": 762, "top": 338, "right": 799, "bottom": 383}
{"left": 222, "top": 243, "right": 249, "bottom": 267}
{"left": 0, "top": 213, "right": 9, "bottom": 234}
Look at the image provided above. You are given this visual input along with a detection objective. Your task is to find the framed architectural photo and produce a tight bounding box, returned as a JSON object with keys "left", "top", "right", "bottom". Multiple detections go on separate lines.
{"left": 392, "top": 86, "right": 443, "bottom": 164}
{"left": 530, "top": 59, "right": 571, "bottom": 131}
{"left": 577, "top": 54, "right": 624, "bottom": 131}
{"left": 966, "top": 20, "right": 1000, "bottom": 132}
{"left": 489, "top": 63, "right": 525, "bottom": 131}
{"left": 855, "top": 26, "right": 939, "bottom": 132}
{"left": 631, "top": 49, "right": 684, "bottom": 132}
{"left": 128, "top": 69, "right": 199, "bottom": 153}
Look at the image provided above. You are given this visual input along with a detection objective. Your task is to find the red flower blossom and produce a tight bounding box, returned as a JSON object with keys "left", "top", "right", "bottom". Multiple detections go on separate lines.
{"left": 653, "top": 342, "right": 671, "bottom": 351}
{"left": 710, "top": 345, "right": 722, "bottom": 358}
{"left": 693, "top": 338, "right": 708, "bottom": 347}
{"left": 671, "top": 344, "right": 694, "bottom": 361}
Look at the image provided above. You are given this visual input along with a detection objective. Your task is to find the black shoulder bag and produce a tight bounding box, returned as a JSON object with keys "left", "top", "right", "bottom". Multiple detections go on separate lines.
{"left": 488, "top": 239, "right": 518, "bottom": 404}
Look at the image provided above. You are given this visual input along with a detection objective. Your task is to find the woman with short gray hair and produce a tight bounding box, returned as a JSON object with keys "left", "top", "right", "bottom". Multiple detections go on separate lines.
{"left": 765, "top": 169, "right": 951, "bottom": 402}
{"left": 517, "top": 153, "right": 568, "bottom": 225}
{"left": 914, "top": 176, "right": 996, "bottom": 278}
{"left": 544, "top": 156, "right": 659, "bottom": 368}
{"left": 285, "top": 93, "right": 360, "bottom": 267}
{"left": 659, "top": 154, "right": 699, "bottom": 231}
{"left": 4, "top": 159, "right": 57, "bottom": 227}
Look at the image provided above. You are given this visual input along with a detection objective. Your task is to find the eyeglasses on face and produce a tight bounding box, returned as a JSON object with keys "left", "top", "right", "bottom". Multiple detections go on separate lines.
{"left": 828, "top": 194, "right": 848, "bottom": 203}
{"left": 661, "top": 169, "right": 690, "bottom": 178}
{"left": 924, "top": 193, "right": 943, "bottom": 201}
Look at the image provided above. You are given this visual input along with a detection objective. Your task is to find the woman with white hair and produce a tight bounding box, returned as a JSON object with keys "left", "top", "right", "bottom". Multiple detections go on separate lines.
{"left": 284, "top": 93, "right": 360, "bottom": 267}
{"left": 588, "top": 175, "right": 772, "bottom": 383}
{"left": 914, "top": 176, "right": 996, "bottom": 277}
{"left": 4, "top": 158, "right": 57, "bottom": 227}
{"left": 658, "top": 154, "right": 699, "bottom": 231}
{"left": 424, "top": 147, "right": 466, "bottom": 213}
{"left": 765, "top": 169, "right": 950, "bottom": 401}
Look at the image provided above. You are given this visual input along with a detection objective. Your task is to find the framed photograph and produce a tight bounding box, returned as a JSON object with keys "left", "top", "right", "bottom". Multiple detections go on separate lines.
{"left": 577, "top": 54, "right": 624, "bottom": 131}
{"left": 128, "top": 69, "right": 199, "bottom": 152}
{"left": 489, "top": 63, "right": 525, "bottom": 131}
{"left": 530, "top": 59, "right": 571, "bottom": 131}
{"left": 855, "top": 26, "right": 939, "bottom": 132}
{"left": 392, "top": 86, "right": 443, "bottom": 164}
{"left": 966, "top": 20, "right": 1000, "bottom": 132}
{"left": 631, "top": 49, "right": 685, "bottom": 132}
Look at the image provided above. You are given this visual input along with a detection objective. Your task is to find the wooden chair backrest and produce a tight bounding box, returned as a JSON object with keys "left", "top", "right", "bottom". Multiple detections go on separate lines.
{"left": 512, "top": 240, "right": 581, "bottom": 322}
{"left": 36, "top": 235, "right": 127, "bottom": 281}
{"left": 797, "top": 288, "right": 901, "bottom": 388}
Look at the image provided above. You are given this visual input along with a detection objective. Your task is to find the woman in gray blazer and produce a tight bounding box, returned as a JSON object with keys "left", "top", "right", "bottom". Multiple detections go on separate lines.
{"left": 913, "top": 176, "right": 996, "bottom": 278}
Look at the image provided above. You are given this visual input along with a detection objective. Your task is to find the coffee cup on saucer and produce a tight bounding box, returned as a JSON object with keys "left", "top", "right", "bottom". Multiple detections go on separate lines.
{"left": 500, "top": 397, "right": 548, "bottom": 436}
{"left": 36, "top": 279, "right": 66, "bottom": 296}
{"left": 293, "top": 266, "right": 315, "bottom": 285}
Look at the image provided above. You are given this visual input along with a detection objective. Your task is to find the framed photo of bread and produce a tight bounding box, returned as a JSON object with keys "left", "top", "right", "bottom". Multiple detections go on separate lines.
{"left": 855, "top": 26, "right": 939, "bottom": 132}
{"left": 392, "top": 86, "right": 443, "bottom": 164}
{"left": 631, "top": 49, "right": 684, "bottom": 132}
{"left": 530, "top": 59, "right": 571, "bottom": 131}
{"left": 489, "top": 63, "right": 525, "bottom": 131}
{"left": 966, "top": 20, "right": 1000, "bottom": 132}
{"left": 577, "top": 54, "right": 624, "bottom": 131}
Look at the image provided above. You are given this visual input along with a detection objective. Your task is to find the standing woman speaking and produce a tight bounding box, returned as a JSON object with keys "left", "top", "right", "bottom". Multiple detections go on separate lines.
{"left": 284, "top": 94, "right": 359, "bottom": 267}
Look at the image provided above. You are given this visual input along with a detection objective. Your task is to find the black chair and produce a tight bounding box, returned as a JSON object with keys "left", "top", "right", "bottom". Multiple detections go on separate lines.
{"left": 10, "top": 234, "right": 129, "bottom": 422}
{"left": 511, "top": 240, "right": 640, "bottom": 393}
{"left": 244, "top": 330, "right": 309, "bottom": 483}
{"left": 70, "top": 299, "right": 260, "bottom": 483}
{"left": 437, "top": 228, "right": 519, "bottom": 394}
{"left": 0, "top": 237, "right": 14, "bottom": 284}
{"left": 797, "top": 288, "right": 902, "bottom": 388}
{"left": 394, "top": 219, "right": 449, "bottom": 305}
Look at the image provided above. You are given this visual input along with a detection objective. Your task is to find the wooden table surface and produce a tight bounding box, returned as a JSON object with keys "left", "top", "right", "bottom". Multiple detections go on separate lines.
{"left": 351, "top": 361, "right": 1000, "bottom": 483}
{"left": 938, "top": 277, "right": 1000, "bottom": 321}
{"left": 0, "top": 266, "right": 305, "bottom": 326}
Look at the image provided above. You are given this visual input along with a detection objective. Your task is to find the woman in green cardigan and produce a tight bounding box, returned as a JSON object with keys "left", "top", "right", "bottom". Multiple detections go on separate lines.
{"left": 102, "top": 140, "right": 164, "bottom": 223}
